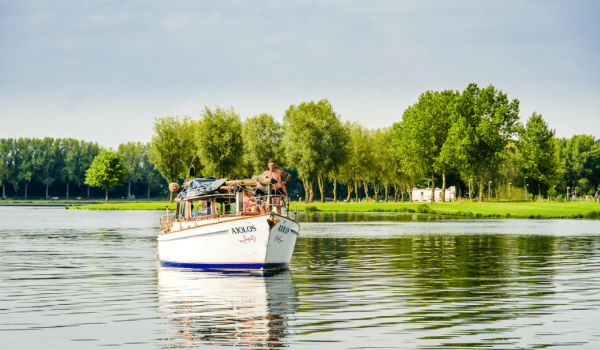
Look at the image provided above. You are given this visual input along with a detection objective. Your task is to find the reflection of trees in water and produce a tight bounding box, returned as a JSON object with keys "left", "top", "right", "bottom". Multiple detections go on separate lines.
{"left": 292, "top": 234, "right": 569, "bottom": 333}
{"left": 158, "top": 268, "right": 297, "bottom": 348}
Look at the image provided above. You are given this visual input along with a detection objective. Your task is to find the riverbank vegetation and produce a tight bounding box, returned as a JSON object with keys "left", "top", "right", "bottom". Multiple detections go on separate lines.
{"left": 293, "top": 201, "right": 600, "bottom": 219}
{"left": 2, "top": 83, "right": 599, "bottom": 204}
{"left": 66, "top": 200, "right": 600, "bottom": 219}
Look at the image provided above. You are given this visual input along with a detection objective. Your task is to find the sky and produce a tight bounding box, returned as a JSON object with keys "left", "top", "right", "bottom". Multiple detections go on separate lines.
{"left": 1, "top": 0, "right": 599, "bottom": 149}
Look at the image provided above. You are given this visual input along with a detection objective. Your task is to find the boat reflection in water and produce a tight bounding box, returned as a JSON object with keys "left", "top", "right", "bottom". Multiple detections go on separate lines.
{"left": 158, "top": 266, "right": 297, "bottom": 348}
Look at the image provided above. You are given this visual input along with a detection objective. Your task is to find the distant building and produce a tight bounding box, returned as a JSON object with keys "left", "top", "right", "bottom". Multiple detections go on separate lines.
{"left": 412, "top": 186, "right": 456, "bottom": 202}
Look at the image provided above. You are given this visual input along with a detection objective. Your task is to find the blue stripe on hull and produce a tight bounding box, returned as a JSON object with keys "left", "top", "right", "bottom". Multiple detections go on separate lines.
{"left": 160, "top": 260, "right": 288, "bottom": 270}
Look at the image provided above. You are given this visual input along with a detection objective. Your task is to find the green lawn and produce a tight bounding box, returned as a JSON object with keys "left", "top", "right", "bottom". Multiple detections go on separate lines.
{"left": 69, "top": 199, "right": 600, "bottom": 219}
{"left": 70, "top": 202, "right": 175, "bottom": 211}
{"left": 290, "top": 200, "right": 600, "bottom": 219}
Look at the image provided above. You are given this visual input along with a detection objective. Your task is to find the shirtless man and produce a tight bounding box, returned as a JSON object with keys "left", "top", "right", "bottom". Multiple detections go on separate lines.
{"left": 260, "top": 161, "right": 291, "bottom": 213}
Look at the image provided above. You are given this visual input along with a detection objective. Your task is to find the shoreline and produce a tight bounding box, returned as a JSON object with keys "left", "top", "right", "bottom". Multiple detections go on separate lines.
{"left": 48, "top": 200, "right": 600, "bottom": 220}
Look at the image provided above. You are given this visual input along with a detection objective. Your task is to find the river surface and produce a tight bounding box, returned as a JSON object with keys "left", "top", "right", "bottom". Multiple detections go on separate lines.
{"left": 1, "top": 207, "right": 599, "bottom": 349}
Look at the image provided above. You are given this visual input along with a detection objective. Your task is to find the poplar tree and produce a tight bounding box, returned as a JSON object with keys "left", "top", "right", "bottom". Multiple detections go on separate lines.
{"left": 0, "top": 138, "right": 16, "bottom": 199}
{"left": 36, "top": 138, "right": 60, "bottom": 198}
{"left": 195, "top": 106, "right": 243, "bottom": 178}
{"left": 516, "top": 112, "right": 558, "bottom": 196}
{"left": 283, "top": 99, "right": 348, "bottom": 203}
{"left": 242, "top": 113, "right": 283, "bottom": 175}
{"left": 119, "top": 141, "right": 144, "bottom": 198}
{"left": 390, "top": 90, "right": 456, "bottom": 202}
{"left": 149, "top": 116, "right": 195, "bottom": 202}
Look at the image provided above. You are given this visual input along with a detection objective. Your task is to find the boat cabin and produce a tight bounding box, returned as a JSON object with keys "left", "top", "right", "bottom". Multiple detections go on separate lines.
{"left": 173, "top": 191, "right": 288, "bottom": 223}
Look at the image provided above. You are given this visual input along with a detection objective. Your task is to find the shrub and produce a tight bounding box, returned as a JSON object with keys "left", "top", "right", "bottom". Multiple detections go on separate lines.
{"left": 304, "top": 205, "right": 319, "bottom": 212}
{"left": 407, "top": 208, "right": 415, "bottom": 213}
{"left": 416, "top": 204, "right": 430, "bottom": 213}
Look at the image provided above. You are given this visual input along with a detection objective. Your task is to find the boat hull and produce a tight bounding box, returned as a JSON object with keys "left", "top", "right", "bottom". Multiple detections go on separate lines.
{"left": 157, "top": 214, "right": 298, "bottom": 270}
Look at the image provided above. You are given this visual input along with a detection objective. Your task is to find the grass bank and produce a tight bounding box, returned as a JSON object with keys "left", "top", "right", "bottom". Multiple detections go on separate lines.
{"left": 71, "top": 200, "right": 600, "bottom": 219}
{"left": 293, "top": 201, "right": 600, "bottom": 219}
{"left": 70, "top": 202, "right": 175, "bottom": 211}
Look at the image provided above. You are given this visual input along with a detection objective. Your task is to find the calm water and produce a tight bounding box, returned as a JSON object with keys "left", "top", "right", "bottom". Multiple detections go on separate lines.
{"left": 1, "top": 207, "right": 599, "bottom": 349}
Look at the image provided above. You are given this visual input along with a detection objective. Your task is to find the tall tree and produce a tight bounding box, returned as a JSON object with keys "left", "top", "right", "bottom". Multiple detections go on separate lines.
{"left": 141, "top": 143, "right": 163, "bottom": 199}
{"left": 16, "top": 138, "right": 36, "bottom": 199}
{"left": 390, "top": 90, "right": 457, "bottom": 202}
{"left": 558, "top": 135, "right": 600, "bottom": 194}
{"left": 516, "top": 112, "right": 558, "bottom": 196}
{"left": 195, "top": 107, "right": 243, "bottom": 178}
{"left": 149, "top": 116, "right": 195, "bottom": 202}
{"left": 441, "top": 83, "right": 520, "bottom": 202}
{"left": 373, "top": 128, "right": 396, "bottom": 202}
{"left": 79, "top": 141, "right": 101, "bottom": 199}
{"left": 85, "top": 149, "right": 127, "bottom": 204}
{"left": 61, "top": 138, "right": 81, "bottom": 200}
{"left": 118, "top": 141, "right": 144, "bottom": 197}
{"left": 36, "top": 138, "right": 60, "bottom": 198}
{"left": 338, "top": 122, "right": 373, "bottom": 203}
{"left": 0, "top": 138, "right": 16, "bottom": 198}
{"left": 242, "top": 113, "right": 284, "bottom": 175}
{"left": 283, "top": 99, "right": 348, "bottom": 203}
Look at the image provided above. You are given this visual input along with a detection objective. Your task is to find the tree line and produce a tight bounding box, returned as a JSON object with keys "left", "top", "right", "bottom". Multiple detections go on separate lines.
{"left": 2, "top": 83, "right": 599, "bottom": 202}
{"left": 0, "top": 138, "right": 164, "bottom": 200}
{"left": 149, "top": 83, "right": 600, "bottom": 203}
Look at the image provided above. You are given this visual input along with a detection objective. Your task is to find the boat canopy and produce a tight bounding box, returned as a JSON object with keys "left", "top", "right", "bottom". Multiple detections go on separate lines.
{"left": 176, "top": 177, "right": 227, "bottom": 201}
{"left": 175, "top": 176, "right": 279, "bottom": 202}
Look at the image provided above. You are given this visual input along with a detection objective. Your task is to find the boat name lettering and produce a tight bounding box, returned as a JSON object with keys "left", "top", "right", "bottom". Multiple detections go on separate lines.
{"left": 232, "top": 225, "right": 257, "bottom": 234}
{"left": 277, "top": 225, "right": 290, "bottom": 234}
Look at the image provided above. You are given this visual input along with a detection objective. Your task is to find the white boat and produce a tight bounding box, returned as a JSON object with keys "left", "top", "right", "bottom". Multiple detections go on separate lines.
{"left": 158, "top": 178, "right": 300, "bottom": 270}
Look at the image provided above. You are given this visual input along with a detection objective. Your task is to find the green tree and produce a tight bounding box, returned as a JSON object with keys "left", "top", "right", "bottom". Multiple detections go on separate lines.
{"left": 557, "top": 135, "right": 600, "bottom": 195}
{"left": 373, "top": 128, "right": 397, "bottom": 202}
{"left": 149, "top": 116, "right": 195, "bottom": 202}
{"left": 36, "top": 138, "right": 61, "bottom": 198}
{"left": 390, "top": 90, "right": 457, "bottom": 202}
{"left": 141, "top": 143, "right": 163, "bottom": 199}
{"left": 118, "top": 141, "right": 144, "bottom": 198}
{"left": 338, "top": 122, "right": 373, "bottom": 203}
{"left": 242, "top": 113, "right": 284, "bottom": 175}
{"left": 0, "top": 138, "right": 16, "bottom": 198}
{"left": 85, "top": 149, "right": 127, "bottom": 204}
{"left": 441, "top": 83, "right": 520, "bottom": 202}
{"left": 283, "top": 99, "right": 348, "bottom": 203}
{"left": 80, "top": 141, "right": 101, "bottom": 199}
{"left": 195, "top": 107, "right": 243, "bottom": 178}
{"left": 16, "top": 138, "right": 37, "bottom": 199}
{"left": 61, "top": 138, "right": 82, "bottom": 200}
{"left": 516, "top": 112, "right": 558, "bottom": 196}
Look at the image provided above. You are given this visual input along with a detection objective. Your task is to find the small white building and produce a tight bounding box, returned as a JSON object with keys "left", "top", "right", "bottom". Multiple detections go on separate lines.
{"left": 412, "top": 186, "right": 456, "bottom": 202}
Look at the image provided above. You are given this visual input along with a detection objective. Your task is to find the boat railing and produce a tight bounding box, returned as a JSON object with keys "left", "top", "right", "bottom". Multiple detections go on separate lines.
{"left": 159, "top": 213, "right": 175, "bottom": 233}
{"left": 160, "top": 193, "right": 297, "bottom": 233}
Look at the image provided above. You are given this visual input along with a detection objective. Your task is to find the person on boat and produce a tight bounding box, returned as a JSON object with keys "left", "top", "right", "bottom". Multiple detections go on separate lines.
{"left": 260, "top": 160, "right": 290, "bottom": 213}
{"left": 243, "top": 189, "right": 263, "bottom": 214}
